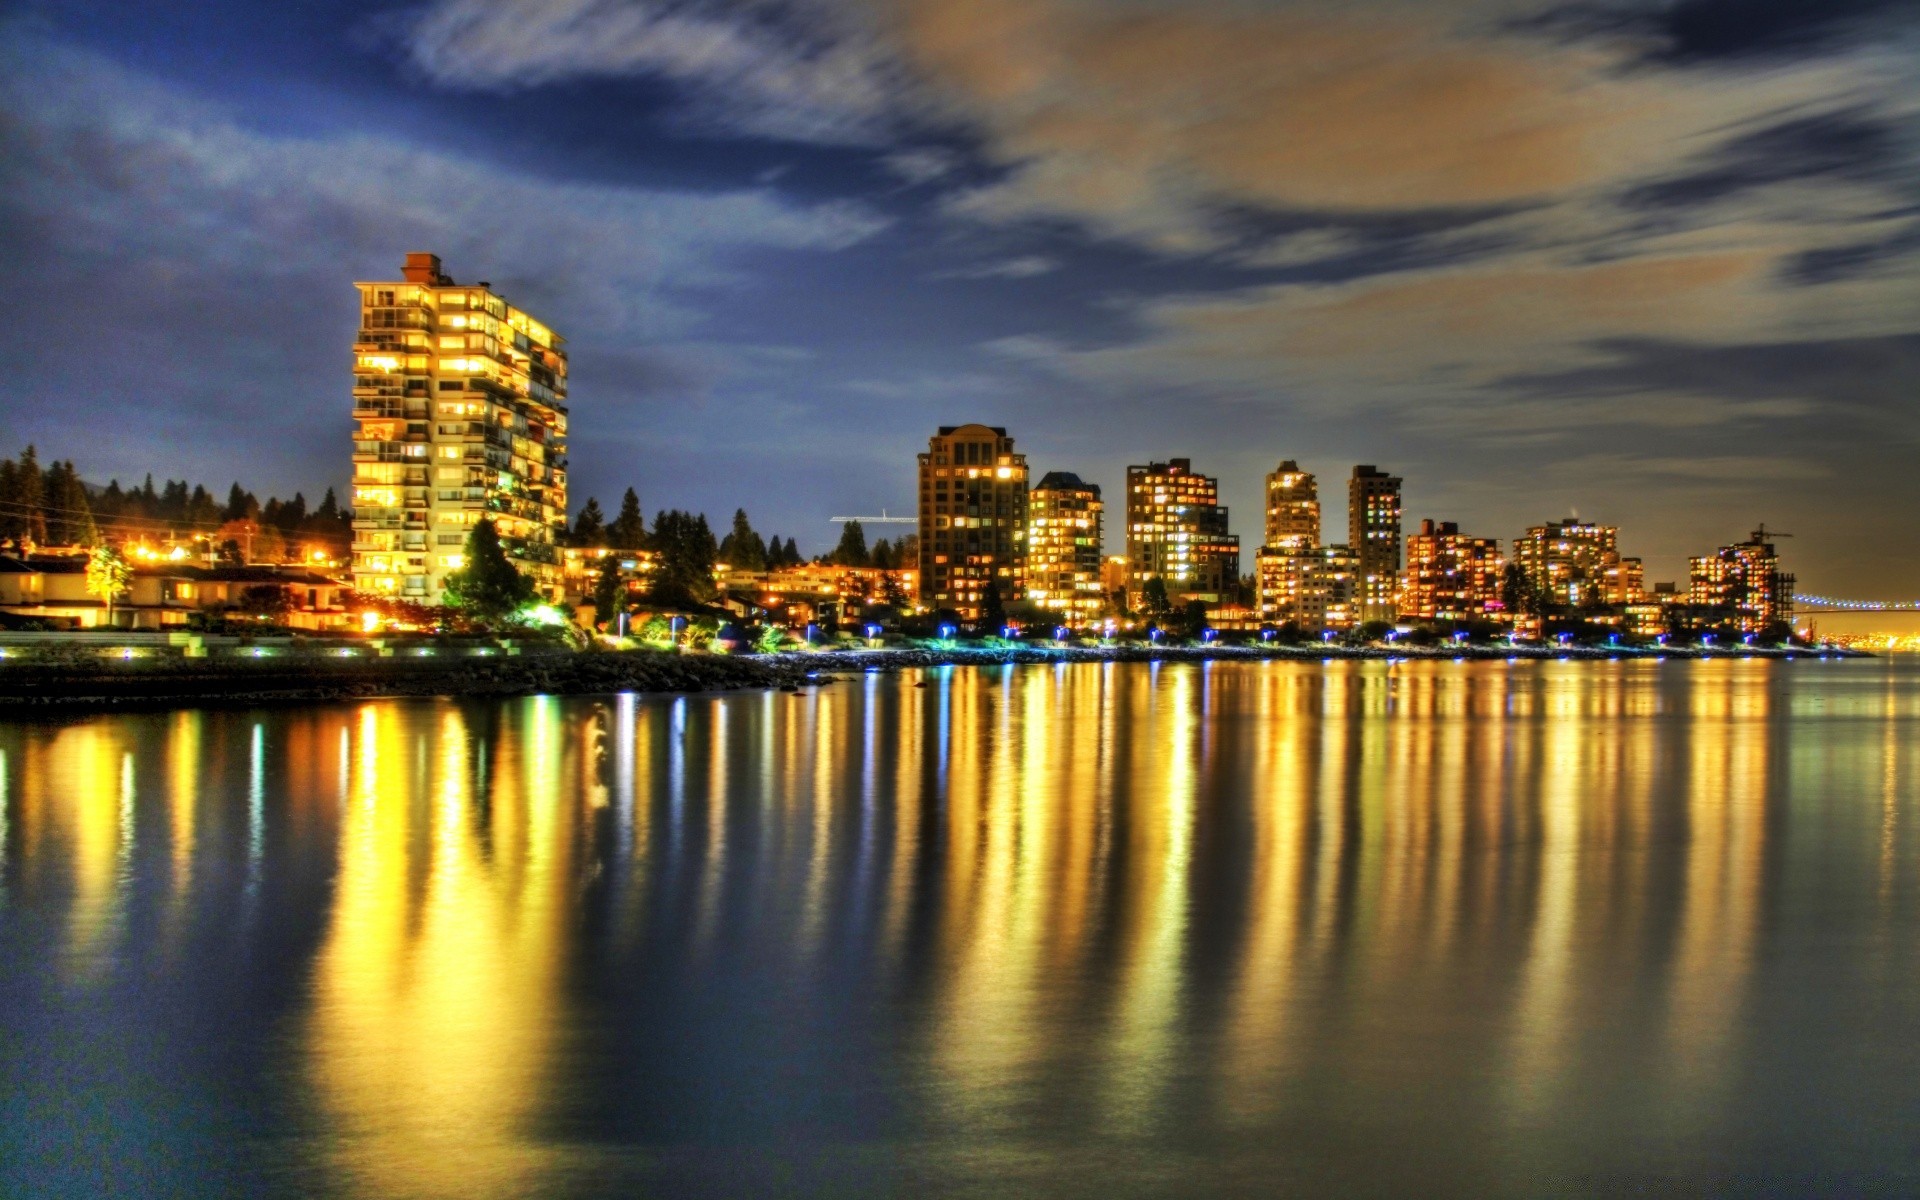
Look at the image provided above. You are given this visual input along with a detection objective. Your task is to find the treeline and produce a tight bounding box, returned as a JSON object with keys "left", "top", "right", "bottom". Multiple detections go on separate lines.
{"left": 566, "top": 489, "right": 807, "bottom": 570}
{"left": 0, "top": 445, "right": 351, "bottom": 556}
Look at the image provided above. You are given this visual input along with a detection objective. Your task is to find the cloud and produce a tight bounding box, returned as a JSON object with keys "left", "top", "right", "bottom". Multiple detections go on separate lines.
{"left": 403, "top": 0, "right": 910, "bottom": 144}
{"left": 934, "top": 255, "right": 1059, "bottom": 280}
{"left": 882, "top": 146, "right": 960, "bottom": 184}
{"left": 1530, "top": 0, "right": 1920, "bottom": 65}
{"left": 0, "top": 30, "right": 888, "bottom": 487}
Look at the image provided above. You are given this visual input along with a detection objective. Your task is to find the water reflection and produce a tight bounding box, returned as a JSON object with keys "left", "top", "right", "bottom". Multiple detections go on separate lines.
{"left": 1, "top": 658, "right": 1917, "bottom": 1198}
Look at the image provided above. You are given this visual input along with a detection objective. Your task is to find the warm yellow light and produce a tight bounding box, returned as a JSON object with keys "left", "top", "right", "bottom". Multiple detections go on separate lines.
{"left": 360, "top": 611, "right": 380, "bottom": 633}
{"left": 997, "top": 467, "right": 1012, "bottom": 479}
{"left": 167, "top": 546, "right": 187, "bottom": 562}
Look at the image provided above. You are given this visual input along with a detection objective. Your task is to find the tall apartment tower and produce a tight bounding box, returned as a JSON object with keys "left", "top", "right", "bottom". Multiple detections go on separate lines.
{"left": 917, "top": 424, "right": 1029, "bottom": 621}
{"left": 1255, "top": 460, "right": 1321, "bottom": 626}
{"left": 351, "top": 253, "right": 568, "bottom": 601}
{"left": 1027, "top": 472, "right": 1104, "bottom": 626}
{"left": 1126, "top": 458, "right": 1240, "bottom": 607}
{"left": 1348, "top": 465, "right": 1402, "bottom": 623}
{"left": 1263, "top": 460, "right": 1320, "bottom": 548}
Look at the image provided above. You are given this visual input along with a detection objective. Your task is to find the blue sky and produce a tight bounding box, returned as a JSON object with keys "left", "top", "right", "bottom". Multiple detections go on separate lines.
{"left": 2, "top": 0, "right": 1917, "bottom": 594}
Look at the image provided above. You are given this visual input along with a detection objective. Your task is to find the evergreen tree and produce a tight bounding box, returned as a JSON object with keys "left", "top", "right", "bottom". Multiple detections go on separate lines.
{"left": 783, "top": 536, "right": 800, "bottom": 565}
{"left": 315, "top": 488, "right": 342, "bottom": 523}
{"left": 1501, "top": 563, "right": 1540, "bottom": 618}
{"left": 592, "top": 563, "right": 623, "bottom": 626}
{"left": 871, "top": 538, "right": 894, "bottom": 570}
{"left": 570, "top": 496, "right": 607, "bottom": 546}
{"left": 443, "top": 519, "right": 535, "bottom": 624}
{"left": 832, "top": 520, "right": 870, "bottom": 567}
{"left": 982, "top": 578, "right": 1007, "bottom": 631}
{"left": 721, "top": 509, "right": 767, "bottom": 570}
{"left": 649, "top": 510, "right": 718, "bottom": 604}
{"left": 222, "top": 482, "right": 257, "bottom": 523}
{"left": 607, "top": 488, "right": 646, "bottom": 549}
{"left": 13, "top": 447, "right": 47, "bottom": 546}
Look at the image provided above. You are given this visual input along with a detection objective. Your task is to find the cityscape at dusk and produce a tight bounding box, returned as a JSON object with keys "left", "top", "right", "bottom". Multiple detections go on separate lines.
{"left": 3, "top": 3, "right": 1918, "bottom": 1198}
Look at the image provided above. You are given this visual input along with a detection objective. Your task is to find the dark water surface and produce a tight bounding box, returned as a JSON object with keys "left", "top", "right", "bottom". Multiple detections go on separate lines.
{"left": 3, "top": 658, "right": 1918, "bottom": 1198}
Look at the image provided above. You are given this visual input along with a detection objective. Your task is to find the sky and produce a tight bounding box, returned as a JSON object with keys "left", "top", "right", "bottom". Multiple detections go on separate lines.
{"left": 2, "top": 0, "right": 1917, "bottom": 596}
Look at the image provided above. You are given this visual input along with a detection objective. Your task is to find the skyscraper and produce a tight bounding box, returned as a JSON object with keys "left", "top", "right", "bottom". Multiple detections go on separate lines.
{"left": 1349, "top": 465, "right": 1402, "bottom": 623}
{"left": 1027, "top": 472, "right": 1104, "bottom": 626}
{"left": 917, "top": 425, "right": 1028, "bottom": 621}
{"left": 1126, "top": 458, "right": 1240, "bottom": 607}
{"left": 351, "top": 253, "right": 568, "bottom": 601}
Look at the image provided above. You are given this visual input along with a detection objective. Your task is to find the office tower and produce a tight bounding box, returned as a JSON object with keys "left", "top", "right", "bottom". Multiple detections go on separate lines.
{"left": 1689, "top": 526, "right": 1796, "bottom": 633}
{"left": 1348, "top": 465, "right": 1402, "bottom": 623}
{"left": 1027, "top": 472, "right": 1104, "bottom": 626}
{"left": 351, "top": 253, "right": 568, "bottom": 601}
{"left": 1513, "top": 517, "right": 1642, "bottom": 610}
{"left": 1126, "top": 458, "right": 1240, "bottom": 607}
{"left": 917, "top": 424, "right": 1029, "bottom": 620}
{"left": 1399, "top": 519, "right": 1505, "bottom": 622}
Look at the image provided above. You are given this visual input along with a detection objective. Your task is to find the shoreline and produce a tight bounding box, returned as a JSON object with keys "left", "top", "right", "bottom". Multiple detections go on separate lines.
{"left": 0, "top": 641, "right": 1872, "bottom": 715}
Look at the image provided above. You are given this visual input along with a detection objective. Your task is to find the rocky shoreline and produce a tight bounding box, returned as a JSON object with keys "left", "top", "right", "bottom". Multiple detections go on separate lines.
{"left": 0, "top": 641, "right": 1867, "bottom": 715}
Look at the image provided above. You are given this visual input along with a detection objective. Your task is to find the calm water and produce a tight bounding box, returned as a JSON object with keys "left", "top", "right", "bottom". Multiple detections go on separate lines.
{"left": 2, "top": 659, "right": 1918, "bottom": 1198}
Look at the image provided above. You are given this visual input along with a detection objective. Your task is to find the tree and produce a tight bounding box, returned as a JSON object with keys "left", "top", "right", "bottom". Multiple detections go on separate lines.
{"left": 1181, "top": 599, "right": 1209, "bottom": 639}
{"left": 1501, "top": 563, "right": 1540, "bottom": 618}
{"left": 86, "top": 544, "right": 132, "bottom": 626}
{"left": 870, "top": 538, "right": 895, "bottom": 570}
{"left": 592, "top": 562, "right": 623, "bottom": 626}
{"left": 236, "top": 584, "right": 294, "bottom": 624}
{"left": 1142, "top": 576, "right": 1171, "bottom": 620}
{"left": 443, "top": 519, "right": 535, "bottom": 624}
{"left": 222, "top": 482, "right": 258, "bottom": 524}
{"left": 606, "top": 488, "right": 646, "bottom": 550}
{"left": 832, "top": 520, "right": 870, "bottom": 567}
{"left": 720, "top": 508, "right": 768, "bottom": 570}
{"left": 649, "top": 510, "right": 719, "bottom": 605}
{"left": 571, "top": 496, "right": 607, "bottom": 546}
{"left": 982, "top": 578, "right": 1007, "bottom": 631}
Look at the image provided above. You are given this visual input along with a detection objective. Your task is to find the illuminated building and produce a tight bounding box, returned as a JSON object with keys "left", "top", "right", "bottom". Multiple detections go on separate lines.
{"left": 918, "top": 425, "right": 1028, "bottom": 620}
{"left": 1264, "top": 461, "right": 1320, "bottom": 548}
{"left": 1126, "top": 459, "right": 1240, "bottom": 606}
{"left": 1513, "top": 517, "right": 1643, "bottom": 609}
{"left": 1256, "top": 460, "right": 1321, "bottom": 626}
{"left": 1399, "top": 519, "right": 1505, "bottom": 622}
{"left": 1306, "top": 545, "right": 1360, "bottom": 630}
{"left": 351, "top": 253, "right": 568, "bottom": 601}
{"left": 1689, "top": 527, "right": 1795, "bottom": 633}
{"left": 1349, "top": 465, "right": 1402, "bottom": 623}
{"left": 1027, "top": 472, "right": 1104, "bottom": 625}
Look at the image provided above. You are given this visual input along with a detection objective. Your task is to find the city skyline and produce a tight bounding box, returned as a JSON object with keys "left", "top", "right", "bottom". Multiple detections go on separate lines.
{"left": 4, "top": 1, "right": 1918, "bottom": 601}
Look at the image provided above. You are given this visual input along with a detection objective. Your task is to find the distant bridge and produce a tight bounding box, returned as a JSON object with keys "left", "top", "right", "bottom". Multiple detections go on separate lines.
{"left": 1794, "top": 594, "right": 1920, "bottom": 614}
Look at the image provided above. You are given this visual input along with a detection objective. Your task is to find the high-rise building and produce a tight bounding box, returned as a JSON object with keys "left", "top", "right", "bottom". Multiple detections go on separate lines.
{"left": 1126, "top": 458, "right": 1240, "bottom": 607}
{"left": 1027, "top": 472, "right": 1104, "bottom": 626}
{"left": 1399, "top": 519, "right": 1505, "bottom": 622}
{"left": 1257, "top": 460, "right": 1322, "bottom": 627}
{"left": 1513, "top": 518, "right": 1642, "bottom": 609}
{"left": 1263, "top": 461, "right": 1320, "bottom": 549}
{"left": 917, "top": 425, "right": 1028, "bottom": 620}
{"left": 1348, "top": 465, "right": 1402, "bottom": 623}
{"left": 351, "top": 253, "right": 568, "bottom": 601}
{"left": 1689, "top": 527, "right": 1795, "bottom": 634}
{"left": 1307, "top": 545, "right": 1361, "bottom": 631}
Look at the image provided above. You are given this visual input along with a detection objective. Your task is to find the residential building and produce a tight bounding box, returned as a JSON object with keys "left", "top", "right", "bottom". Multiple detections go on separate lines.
{"left": 1027, "top": 472, "right": 1105, "bottom": 625}
{"left": 917, "top": 425, "right": 1029, "bottom": 620}
{"left": 1399, "top": 520, "right": 1505, "bottom": 622}
{"left": 1349, "top": 465, "right": 1402, "bottom": 623}
{"left": 1126, "top": 459, "right": 1240, "bottom": 606}
{"left": 1513, "top": 518, "right": 1642, "bottom": 609}
{"left": 0, "top": 556, "right": 351, "bottom": 630}
{"left": 1264, "top": 461, "right": 1320, "bottom": 548}
{"left": 1689, "top": 527, "right": 1796, "bottom": 634}
{"left": 351, "top": 253, "right": 569, "bottom": 603}
{"left": 1308, "top": 545, "right": 1361, "bottom": 631}
{"left": 1256, "top": 460, "right": 1322, "bottom": 627}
